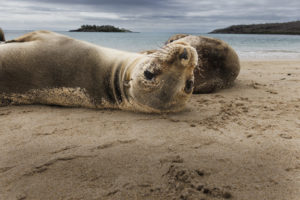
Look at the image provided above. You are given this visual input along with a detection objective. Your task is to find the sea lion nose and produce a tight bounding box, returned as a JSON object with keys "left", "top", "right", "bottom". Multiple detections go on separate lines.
{"left": 184, "top": 79, "right": 194, "bottom": 93}
{"left": 179, "top": 48, "right": 188, "bottom": 60}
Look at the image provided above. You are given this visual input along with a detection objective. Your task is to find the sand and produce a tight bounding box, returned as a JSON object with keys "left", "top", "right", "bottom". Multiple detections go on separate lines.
{"left": 0, "top": 60, "right": 299, "bottom": 200}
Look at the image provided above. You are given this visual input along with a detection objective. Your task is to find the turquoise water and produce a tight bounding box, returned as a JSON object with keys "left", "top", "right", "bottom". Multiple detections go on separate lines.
{"left": 4, "top": 30, "right": 300, "bottom": 60}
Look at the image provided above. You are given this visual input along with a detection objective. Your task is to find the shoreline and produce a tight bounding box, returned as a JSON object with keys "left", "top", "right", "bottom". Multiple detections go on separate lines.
{"left": 238, "top": 56, "right": 300, "bottom": 62}
{"left": 2, "top": 31, "right": 300, "bottom": 61}
{"left": 240, "top": 58, "right": 300, "bottom": 62}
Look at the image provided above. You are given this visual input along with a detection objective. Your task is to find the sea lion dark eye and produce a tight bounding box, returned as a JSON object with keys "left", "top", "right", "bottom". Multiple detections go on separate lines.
{"left": 144, "top": 70, "right": 155, "bottom": 80}
{"left": 179, "top": 48, "right": 188, "bottom": 60}
{"left": 170, "top": 40, "right": 174, "bottom": 43}
{"left": 184, "top": 79, "right": 194, "bottom": 93}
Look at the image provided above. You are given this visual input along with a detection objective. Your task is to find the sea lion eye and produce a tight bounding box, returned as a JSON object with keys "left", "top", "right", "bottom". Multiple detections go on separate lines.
{"left": 170, "top": 40, "right": 174, "bottom": 43}
{"left": 184, "top": 79, "right": 194, "bottom": 93}
{"left": 144, "top": 70, "right": 155, "bottom": 80}
{"left": 179, "top": 48, "right": 188, "bottom": 60}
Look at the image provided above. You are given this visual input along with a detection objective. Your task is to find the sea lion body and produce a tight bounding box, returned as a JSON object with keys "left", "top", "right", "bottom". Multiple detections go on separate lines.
{"left": 143, "top": 34, "right": 240, "bottom": 93}
{"left": 0, "top": 31, "right": 198, "bottom": 113}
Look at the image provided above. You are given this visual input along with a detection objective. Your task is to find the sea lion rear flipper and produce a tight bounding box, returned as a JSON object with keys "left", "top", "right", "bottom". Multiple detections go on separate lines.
{"left": 0, "top": 28, "right": 5, "bottom": 42}
{"left": 4, "top": 31, "right": 45, "bottom": 43}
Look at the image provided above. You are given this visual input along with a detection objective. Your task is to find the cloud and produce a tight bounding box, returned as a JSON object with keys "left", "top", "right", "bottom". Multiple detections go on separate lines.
{"left": 79, "top": 12, "right": 125, "bottom": 20}
{"left": 0, "top": 0, "right": 299, "bottom": 32}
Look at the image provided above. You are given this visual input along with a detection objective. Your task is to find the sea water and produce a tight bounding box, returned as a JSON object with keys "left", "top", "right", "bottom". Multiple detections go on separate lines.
{"left": 4, "top": 30, "right": 300, "bottom": 60}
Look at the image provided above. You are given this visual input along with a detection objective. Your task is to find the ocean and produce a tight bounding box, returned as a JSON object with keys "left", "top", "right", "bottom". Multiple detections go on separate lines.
{"left": 4, "top": 30, "right": 300, "bottom": 60}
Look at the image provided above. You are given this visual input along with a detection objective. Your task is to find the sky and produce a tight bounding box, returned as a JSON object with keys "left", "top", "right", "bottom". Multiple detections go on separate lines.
{"left": 0, "top": 0, "right": 299, "bottom": 32}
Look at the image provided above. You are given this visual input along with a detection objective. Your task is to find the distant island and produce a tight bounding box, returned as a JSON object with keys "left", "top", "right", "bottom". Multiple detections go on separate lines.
{"left": 210, "top": 21, "right": 300, "bottom": 35}
{"left": 70, "top": 25, "right": 132, "bottom": 32}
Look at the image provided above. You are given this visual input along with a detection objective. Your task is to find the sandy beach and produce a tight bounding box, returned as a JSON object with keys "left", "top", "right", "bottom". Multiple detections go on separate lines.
{"left": 0, "top": 60, "right": 299, "bottom": 200}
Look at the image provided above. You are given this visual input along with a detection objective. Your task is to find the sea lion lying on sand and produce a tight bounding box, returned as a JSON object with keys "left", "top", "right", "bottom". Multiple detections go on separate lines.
{"left": 0, "top": 30, "right": 198, "bottom": 113}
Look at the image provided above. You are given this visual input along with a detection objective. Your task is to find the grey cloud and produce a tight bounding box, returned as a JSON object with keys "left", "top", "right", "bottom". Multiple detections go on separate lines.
{"left": 0, "top": 0, "right": 299, "bottom": 32}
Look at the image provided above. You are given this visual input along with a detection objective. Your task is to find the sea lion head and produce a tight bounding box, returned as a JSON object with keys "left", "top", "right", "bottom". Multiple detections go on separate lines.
{"left": 127, "top": 42, "right": 198, "bottom": 113}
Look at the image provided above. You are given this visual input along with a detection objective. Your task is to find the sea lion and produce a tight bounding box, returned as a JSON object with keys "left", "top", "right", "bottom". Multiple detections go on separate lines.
{"left": 142, "top": 34, "right": 240, "bottom": 93}
{"left": 0, "top": 30, "right": 198, "bottom": 113}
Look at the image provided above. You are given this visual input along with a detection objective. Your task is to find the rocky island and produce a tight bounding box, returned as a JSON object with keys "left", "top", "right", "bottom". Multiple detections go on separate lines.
{"left": 70, "top": 25, "right": 132, "bottom": 32}
{"left": 210, "top": 21, "right": 300, "bottom": 35}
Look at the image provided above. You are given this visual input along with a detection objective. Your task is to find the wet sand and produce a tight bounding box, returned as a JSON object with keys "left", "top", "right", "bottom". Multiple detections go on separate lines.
{"left": 0, "top": 60, "right": 299, "bottom": 200}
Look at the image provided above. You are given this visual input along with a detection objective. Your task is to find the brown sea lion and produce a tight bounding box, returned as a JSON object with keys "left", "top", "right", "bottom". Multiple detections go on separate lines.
{"left": 142, "top": 34, "right": 240, "bottom": 93}
{"left": 0, "top": 30, "right": 198, "bottom": 113}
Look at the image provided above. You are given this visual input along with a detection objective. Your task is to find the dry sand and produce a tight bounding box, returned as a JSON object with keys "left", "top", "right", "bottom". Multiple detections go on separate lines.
{"left": 0, "top": 60, "right": 299, "bottom": 200}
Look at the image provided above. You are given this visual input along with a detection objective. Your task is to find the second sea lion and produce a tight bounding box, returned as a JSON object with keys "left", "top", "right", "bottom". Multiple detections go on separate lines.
{"left": 142, "top": 34, "right": 240, "bottom": 93}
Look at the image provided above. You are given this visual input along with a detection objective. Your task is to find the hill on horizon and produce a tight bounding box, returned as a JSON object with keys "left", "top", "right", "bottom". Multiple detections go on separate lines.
{"left": 70, "top": 25, "right": 132, "bottom": 32}
{"left": 210, "top": 21, "right": 300, "bottom": 35}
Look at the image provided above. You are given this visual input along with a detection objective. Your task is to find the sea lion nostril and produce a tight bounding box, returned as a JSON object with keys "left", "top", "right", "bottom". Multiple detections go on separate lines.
{"left": 179, "top": 48, "right": 188, "bottom": 60}
{"left": 184, "top": 80, "right": 194, "bottom": 93}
